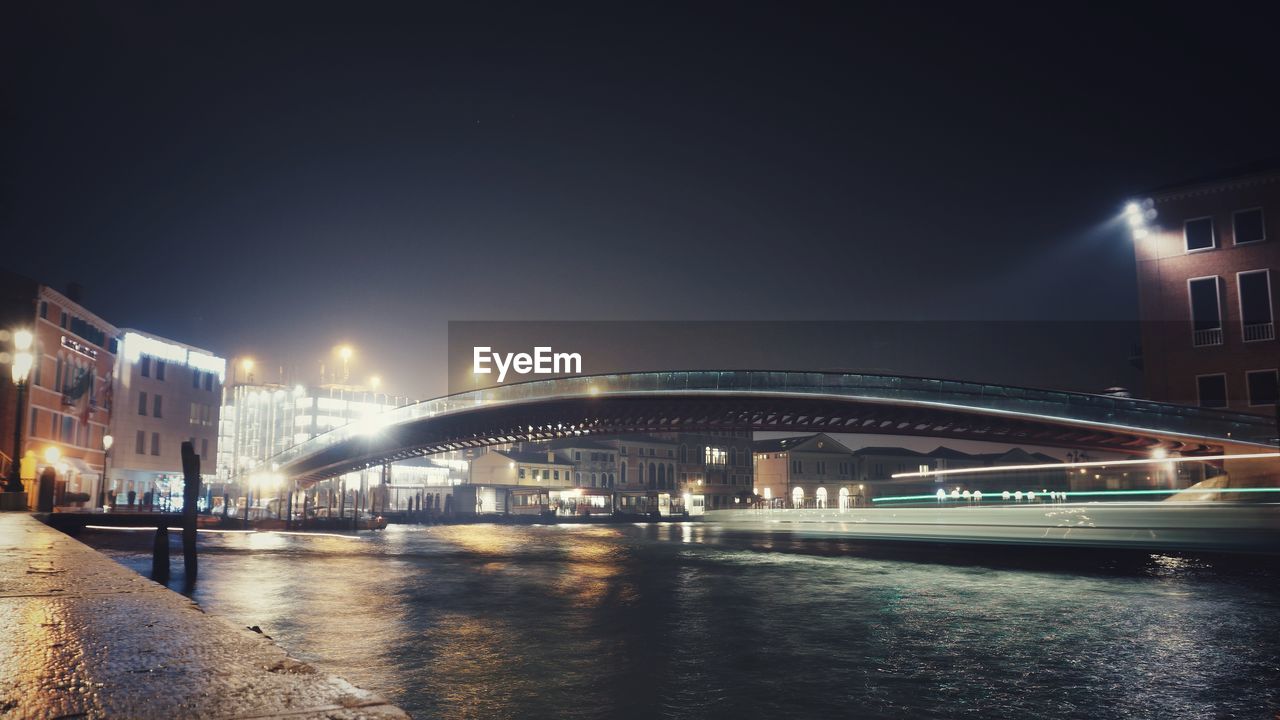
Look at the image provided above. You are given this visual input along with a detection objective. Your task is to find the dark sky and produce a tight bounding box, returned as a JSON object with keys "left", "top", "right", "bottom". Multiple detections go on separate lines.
{"left": 4, "top": 2, "right": 1279, "bottom": 398}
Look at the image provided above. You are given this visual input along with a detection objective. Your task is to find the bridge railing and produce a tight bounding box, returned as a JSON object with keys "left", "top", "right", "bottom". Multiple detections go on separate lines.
{"left": 269, "top": 371, "right": 1278, "bottom": 469}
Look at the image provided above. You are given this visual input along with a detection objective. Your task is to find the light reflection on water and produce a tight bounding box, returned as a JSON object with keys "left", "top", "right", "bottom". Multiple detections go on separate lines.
{"left": 87, "top": 523, "right": 1280, "bottom": 720}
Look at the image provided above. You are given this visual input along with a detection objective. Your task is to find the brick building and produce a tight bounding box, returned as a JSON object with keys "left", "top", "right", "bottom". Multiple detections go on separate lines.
{"left": 1130, "top": 162, "right": 1280, "bottom": 415}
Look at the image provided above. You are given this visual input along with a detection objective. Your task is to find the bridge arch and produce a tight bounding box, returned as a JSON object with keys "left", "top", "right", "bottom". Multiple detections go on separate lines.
{"left": 271, "top": 370, "right": 1276, "bottom": 484}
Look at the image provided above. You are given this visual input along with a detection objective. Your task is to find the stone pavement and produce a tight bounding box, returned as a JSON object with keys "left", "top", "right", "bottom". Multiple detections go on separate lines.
{"left": 0, "top": 513, "right": 408, "bottom": 719}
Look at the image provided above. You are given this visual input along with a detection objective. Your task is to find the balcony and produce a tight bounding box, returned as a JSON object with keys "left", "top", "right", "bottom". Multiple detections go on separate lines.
{"left": 1192, "top": 327, "right": 1223, "bottom": 347}
{"left": 1243, "top": 321, "right": 1275, "bottom": 342}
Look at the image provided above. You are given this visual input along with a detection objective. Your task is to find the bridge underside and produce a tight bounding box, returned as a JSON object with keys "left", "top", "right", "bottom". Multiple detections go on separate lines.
{"left": 285, "top": 394, "right": 1236, "bottom": 484}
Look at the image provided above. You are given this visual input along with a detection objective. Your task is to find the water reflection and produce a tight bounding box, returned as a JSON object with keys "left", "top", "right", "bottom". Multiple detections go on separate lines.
{"left": 86, "top": 523, "right": 1280, "bottom": 720}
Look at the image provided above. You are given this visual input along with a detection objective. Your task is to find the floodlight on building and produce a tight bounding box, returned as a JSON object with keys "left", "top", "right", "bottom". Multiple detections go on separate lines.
{"left": 1123, "top": 198, "right": 1157, "bottom": 240}
{"left": 44, "top": 446, "right": 61, "bottom": 464}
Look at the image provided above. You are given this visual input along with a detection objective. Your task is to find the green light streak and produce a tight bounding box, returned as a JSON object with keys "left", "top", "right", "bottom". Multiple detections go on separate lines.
{"left": 871, "top": 487, "right": 1280, "bottom": 504}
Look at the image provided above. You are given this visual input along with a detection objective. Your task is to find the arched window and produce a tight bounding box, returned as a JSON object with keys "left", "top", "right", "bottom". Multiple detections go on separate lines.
{"left": 730, "top": 447, "right": 737, "bottom": 466}
{"left": 649, "top": 462, "right": 657, "bottom": 489}
{"left": 591, "top": 473, "right": 597, "bottom": 487}
{"left": 791, "top": 486, "right": 804, "bottom": 508}
{"left": 657, "top": 464, "right": 666, "bottom": 489}
{"left": 607, "top": 473, "right": 615, "bottom": 488}
{"left": 815, "top": 487, "right": 828, "bottom": 509}
{"left": 678, "top": 444, "right": 687, "bottom": 463}
{"left": 621, "top": 465, "right": 627, "bottom": 484}
{"left": 839, "top": 487, "right": 850, "bottom": 509}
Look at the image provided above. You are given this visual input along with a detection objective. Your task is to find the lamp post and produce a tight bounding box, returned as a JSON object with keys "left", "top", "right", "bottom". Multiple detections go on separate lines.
{"left": 5, "top": 329, "right": 34, "bottom": 494}
{"left": 100, "top": 434, "right": 114, "bottom": 509}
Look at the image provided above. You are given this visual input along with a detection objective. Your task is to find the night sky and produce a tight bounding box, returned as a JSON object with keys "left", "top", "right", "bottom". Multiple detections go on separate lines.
{"left": 4, "top": 2, "right": 1279, "bottom": 398}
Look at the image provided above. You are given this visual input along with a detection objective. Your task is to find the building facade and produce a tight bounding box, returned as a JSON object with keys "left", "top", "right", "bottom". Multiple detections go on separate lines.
{"left": 753, "top": 433, "right": 859, "bottom": 508}
{"left": 216, "top": 381, "right": 413, "bottom": 485}
{"left": 1130, "top": 163, "right": 1280, "bottom": 414}
{"left": 106, "top": 330, "right": 225, "bottom": 507}
{"left": 0, "top": 276, "right": 118, "bottom": 509}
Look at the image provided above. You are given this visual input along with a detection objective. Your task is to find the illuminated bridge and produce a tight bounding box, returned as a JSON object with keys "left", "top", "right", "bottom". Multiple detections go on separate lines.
{"left": 272, "top": 371, "right": 1278, "bottom": 484}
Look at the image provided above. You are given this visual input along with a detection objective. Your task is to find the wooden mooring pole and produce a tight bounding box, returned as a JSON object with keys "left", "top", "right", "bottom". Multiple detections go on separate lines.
{"left": 181, "top": 441, "right": 200, "bottom": 589}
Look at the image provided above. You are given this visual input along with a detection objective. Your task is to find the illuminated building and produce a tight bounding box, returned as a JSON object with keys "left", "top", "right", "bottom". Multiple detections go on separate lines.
{"left": 216, "top": 378, "right": 413, "bottom": 486}
{"left": 1129, "top": 161, "right": 1280, "bottom": 414}
{"left": 0, "top": 273, "right": 117, "bottom": 509}
{"left": 105, "top": 330, "right": 226, "bottom": 507}
{"left": 752, "top": 433, "right": 857, "bottom": 508}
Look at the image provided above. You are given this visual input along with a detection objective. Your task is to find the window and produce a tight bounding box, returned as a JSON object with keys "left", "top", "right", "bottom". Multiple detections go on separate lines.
{"left": 574, "top": 451, "right": 581, "bottom": 461}
{"left": 204, "top": 374, "right": 213, "bottom": 391}
{"left": 1234, "top": 208, "right": 1266, "bottom": 245}
{"left": 518, "top": 468, "right": 526, "bottom": 479}
{"left": 192, "top": 371, "right": 201, "bottom": 388}
{"left": 153, "top": 394, "right": 162, "bottom": 418}
{"left": 61, "top": 416, "right": 74, "bottom": 443}
{"left": 791, "top": 459, "right": 803, "bottom": 474}
{"left": 1197, "top": 374, "right": 1228, "bottom": 409}
{"left": 1188, "top": 277, "right": 1223, "bottom": 346}
{"left": 39, "top": 301, "right": 47, "bottom": 319}
{"left": 201, "top": 438, "right": 209, "bottom": 459}
{"left": 151, "top": 432, "right": 160, "bottom": 456}
{"left": 140, "top": 356, "right": 150, "bottom": 377}
{"left": 156, "top": 360, "right": 166, "bottom": 380}
{"left": 1238, "top": 270, "right": 1274, "bottom": 342}
{"left": 1247, "top": 370, "right": 1278, "bottom": 406}
{"left": 1185, "top": 217, "right": 1215, "bottom": 252}
{"left": 138, "top": 392, "right": 148, "bottom": 416}
{"left": 30, "top": 408, "right": 38, "bottom": 437}
{"left": 136, "top": 430, "right": 145, "bottom": 454}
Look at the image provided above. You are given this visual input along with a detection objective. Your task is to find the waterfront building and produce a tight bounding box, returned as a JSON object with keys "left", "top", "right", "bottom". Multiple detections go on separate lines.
{"left": 752, "top": 433, "right": 858, "bottom": 508}
{"left": 216, "top": 380, "right": 413, "bottom": 485}
{"left": 543, "top": 438, "right": 618, "bottom": 488}
{"left": 105, "top": 330, "right": 225, "bottom": 508}
{"left": 612, "top": 434, "right": 678, "bottom": 492}
{"left": 1129, "top": 161, "right": 1280, "bottom": 414}
{"left": 464, "top": 448, "right": 574, "bottom": 514}
{"left": 661, "top": 430, "right": 753, "bottom": 510}
{"left": 0, "top": 273, "right": 117, "bottom": 509}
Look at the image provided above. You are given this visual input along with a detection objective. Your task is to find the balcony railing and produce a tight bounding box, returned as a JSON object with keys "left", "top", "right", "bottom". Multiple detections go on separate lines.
{"left": 1192, "top": 327, "right": 1223, "bottom": 347}
{"left": 1243, "top": 321, "right": 1275, "bottom": 342}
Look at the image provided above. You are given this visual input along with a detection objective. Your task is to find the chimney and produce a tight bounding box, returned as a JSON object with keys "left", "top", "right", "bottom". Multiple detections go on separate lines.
{"left": 65, "top": 282, "right": 84, "bottom": 303}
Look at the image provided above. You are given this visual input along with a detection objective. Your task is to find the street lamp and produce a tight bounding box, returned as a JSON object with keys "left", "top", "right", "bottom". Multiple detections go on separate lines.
{"left": 5, "top": 329, "right": 34, "bottom": 493}
{"left": 338, "top": 345, "right": 353, "bottom": 384}
{"left": 101, "top": 434, "right": 114, "bottom": 508}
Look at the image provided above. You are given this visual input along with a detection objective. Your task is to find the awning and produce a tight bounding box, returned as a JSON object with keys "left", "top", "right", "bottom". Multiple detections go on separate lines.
{"left": 61, "top": 456, "right": 97, "bottom": 477}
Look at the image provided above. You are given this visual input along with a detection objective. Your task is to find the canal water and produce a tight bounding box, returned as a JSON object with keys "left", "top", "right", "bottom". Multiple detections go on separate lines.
{"left": 87, "top": 523, "right": 1280, "bottom": 719}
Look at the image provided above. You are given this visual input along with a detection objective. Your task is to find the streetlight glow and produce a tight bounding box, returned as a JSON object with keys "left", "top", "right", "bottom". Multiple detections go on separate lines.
{"left": 44, "top": 446, "right": 61, "bottom": 464}
{"left": 13, "top": 329, "right": 33, "bottom": 352}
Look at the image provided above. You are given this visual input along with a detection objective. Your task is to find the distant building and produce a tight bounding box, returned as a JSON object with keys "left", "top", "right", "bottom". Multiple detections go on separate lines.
{"left": 613, "top": 434, "right": 678, "bottom": 493}
{"left": 0, "top": 273, "right": 118, "bottom": 509}
{"left": 1130, "top": 161, "right": 1280, "bottom": 414}
{"left": 216, "top": 381, "right": 413, "bottom": 484}
{"left": 106, "top": 330, "right": 225, "bottom": 507}
{"left": 752, "top": 433, "right": 858, "bottom": 508}
{"left": 464, "top": 448, "right": 574, "bottom": 514}
{"left": 851, "top": 445, "right": 1069, "bottom": 499}
{"left": 662, "top": 430, "right": 753, "bottom": 510}
{"left": 543, "top": 438, "right": 618, "bottom": 488}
